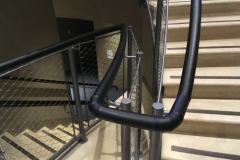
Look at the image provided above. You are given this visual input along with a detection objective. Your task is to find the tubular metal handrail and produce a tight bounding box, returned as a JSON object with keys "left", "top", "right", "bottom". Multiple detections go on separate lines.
{"left": 89, "top": 0, "right": 201, "bottom": 131}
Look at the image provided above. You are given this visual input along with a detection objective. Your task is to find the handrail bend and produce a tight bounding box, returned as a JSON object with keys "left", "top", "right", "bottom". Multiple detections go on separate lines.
{"left": 89, "top": 0, "right": 201, "bottom": 131}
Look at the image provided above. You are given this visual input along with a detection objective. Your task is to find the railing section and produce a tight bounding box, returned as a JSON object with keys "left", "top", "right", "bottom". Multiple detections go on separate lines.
{"left": 0, "top": 27, "right": 124, "bottom": 160}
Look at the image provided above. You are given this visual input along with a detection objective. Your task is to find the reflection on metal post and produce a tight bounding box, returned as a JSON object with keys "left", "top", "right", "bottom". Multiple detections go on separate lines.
{"left": 121, "top": 98, "right": 131, "bottom": 160}
{"left": 145, "top": 0, "right": 155, "bottom": 52}
{"left": 152, "top": 0, "right": 164, "bottom": 98}
{"left": 149, "top": 102, "right": 163, "bottom": 160}
{"left": 127, "top": 26, "right": 133, "bottom": 97}
{"left": 137, "top": 52, "right": 143, "bottom": 159}
{"left": 68, "top": 46, "right": 87, "bottom": 144}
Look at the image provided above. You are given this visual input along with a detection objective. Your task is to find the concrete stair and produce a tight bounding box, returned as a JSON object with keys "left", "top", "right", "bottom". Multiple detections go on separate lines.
{"left": 149, "top": 0, "right": 240, "bottom": 159}
{"left": 150, "top": 0, "right": 240, "bottom": 20}
{"left": 165, "top": 38, "right": 240, "bottom": 68}
{"left": 0, "top": 137, "right": 30, "bottom": 160}
{"left": 163, "top": 99, "right": 240, "bottom": 137}
{"left": 163, "top": 67, "right": 240, "bottom": 99}
{"left": 167, "top": 20, "right": 240, "bottom": 42}
{"left": 162, "top": 133, "right": 240, "bottom": 160}
{"left": 0, "top": 124, "right": 79, "bottom": 159}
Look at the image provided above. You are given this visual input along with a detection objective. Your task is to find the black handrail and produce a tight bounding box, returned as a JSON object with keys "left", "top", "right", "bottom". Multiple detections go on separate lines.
{"left": 0, "top": 24, "right": 124, "bottom": 75}
{"left": 89, "top": 0, "right": 201, "bottom": 131}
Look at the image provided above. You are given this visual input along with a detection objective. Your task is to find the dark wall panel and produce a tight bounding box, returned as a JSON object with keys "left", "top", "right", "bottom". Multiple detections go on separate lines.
{"left": 56, "top": 18, "right": 96, "bottom": 71}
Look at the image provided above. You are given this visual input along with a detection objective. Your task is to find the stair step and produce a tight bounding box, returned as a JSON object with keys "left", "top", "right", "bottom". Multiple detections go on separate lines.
{"left": 150, "top": 0, "right": 240, "bottom": 20}
{"left": 165, "top": 39, "right": 240, "bottom": 67}
{"left": 162, "top": 133, "right": 240, "bottom": 160}
{"left": 163, "top": 98, "right": 240, "bottom": 137}
{"left": 56, "top": 125, "right": 79, "bottom": 137}
{"left": 166, "top": 20, "right": 240, "bottom": 42}
{"left": 19, "top": 129, "right": 63, "bottom": 152}
{"left": 15, "top": 132, "right": 53, "bottom": 159}
{"left": 163, "top": 67, "right": 240, "bottom": 99}
{"left": 0, "top": 134, "right": 31, "bottom": 160}
{"left": 1, "top": 132, "right": 49, "bottom": 160}
{"left": 38, "top": 127, "right": 73, "bottom": 144}
{"left": 169, "top": 15, "right": 240, "bottom": 25}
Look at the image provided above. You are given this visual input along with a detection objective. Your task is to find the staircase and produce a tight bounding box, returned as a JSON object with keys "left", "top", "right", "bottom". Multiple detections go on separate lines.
{"left": 150, "top": 0, "right": 240, "bottom": 159}
{"left": 0, "top": 124, "right": 80, "bottom": 160}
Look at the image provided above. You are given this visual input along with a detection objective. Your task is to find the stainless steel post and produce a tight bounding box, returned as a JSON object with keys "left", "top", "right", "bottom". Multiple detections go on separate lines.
{"left": 157, "top": 0, "right": 169, "bottom": 103}
{"left": 152, "top": 0, "right": 163, "bottom": 98}
{"left": 145, "top": 0, "right": 155, "bottom": 52}
{"left": 68, "top": 46, "right": 87, "bottom": 143}
{"left": 78, "top": 43, "right": 90, "bottom": 127}
{"left": 121, "top": 98, "right": 131, "bottom": 160}
{"left": 137, "top": 52, "right": 143, "bottom": 159}
{"left": 149, "top": 102, "right": 163, "bottom": 160}
{"left": 127, "top": 26, "right": 133, "bottom": 97}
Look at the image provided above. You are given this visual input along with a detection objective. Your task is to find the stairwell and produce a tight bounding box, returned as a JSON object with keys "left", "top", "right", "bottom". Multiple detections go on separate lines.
{"left": 150, "top": 0, "right": 240, "bottom": 159}
{"left": 0, "top": 124, "right": 80, "bottom": 160}
{"left": 0, "top": 1, "right": 240, "bottom": 159}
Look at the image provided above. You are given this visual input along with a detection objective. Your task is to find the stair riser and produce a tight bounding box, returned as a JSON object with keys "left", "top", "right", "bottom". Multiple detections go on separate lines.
{"left": 164, "top": 86, "right": 240, "bottom": 99}
{"left": 151, "top": 2, "right": 240, "bottom": 21}
{"left": 167, "top": 25, "right": 240, "bottom": 42}
{"left": 174, "top": 121, "right": 240, "bottom": 138}
{"left": 165, "top": 53, "right": 240, "bottom": 68}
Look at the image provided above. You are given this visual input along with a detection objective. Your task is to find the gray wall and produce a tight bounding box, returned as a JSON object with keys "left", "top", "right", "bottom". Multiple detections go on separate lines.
{"left": 94, "top": 21, "right": 126, "bottom": 88}
{"left": 0, "top": 0, "right": 59, "bottom": 63}
{"left": 0, "top": 1, "right": 73, "bottom": 135}
{"left": 53, "top": 0, "right": 143, "bottom": 34}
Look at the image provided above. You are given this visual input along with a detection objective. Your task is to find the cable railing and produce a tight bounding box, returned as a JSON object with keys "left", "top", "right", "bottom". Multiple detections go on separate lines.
{"left": 0, "top": 24, "right": 126, "bottom": 160}
{"left": 127, "top": 28, "right": 143, "bottom": 160}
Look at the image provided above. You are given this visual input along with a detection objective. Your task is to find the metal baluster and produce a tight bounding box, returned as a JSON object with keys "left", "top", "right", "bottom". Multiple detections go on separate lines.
{"left": 137, "top": 52, "right": 143, "bottom": 159}
{"left": 121, "top": 98, "right": 131, "bottom": 160}
{"left": 68, "top": 46, "right": 87, "bottom": 143}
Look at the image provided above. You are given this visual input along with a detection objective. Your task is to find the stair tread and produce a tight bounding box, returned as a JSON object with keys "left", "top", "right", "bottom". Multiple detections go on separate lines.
{"left": 0, "top": 135, "right": 31, "bottom": 160}
{"left": 167, "top": 20, "right": 240, "bottom": 29}
{"left": 150, "top": 0, "right": 240, "bottom": 7}
{"left": 1, "top": 132, "right": 51, "bottom": 159}
{"left": 15, "top": 133, "right": 53, "bottom": 159}
{"left": 56, "top": 124, "right": 79, "bottom": 136}
{"left": 159, "top": 18, "right": 240, "bottom": 42}
{"left": 167, "top": 38, "right": 240, "bottom": 55}
{"left": 38, "top": 127, "right": 73, "bottom": 143}
{"left": 163, "top": 98, "right": 240, "bottom": 123}
{"left": 150, "top": 0, "right": 240, "bottom": 22}
{"left": 169, "top": 15, "right": 240, "bottom": 25}
{"left": 18, "top": 129, "right": 63, "bottom": 151}
{"left": 162, "top": 133, "right": 240, "bottom": 160}
{"left": 163, "top": 67, "right": 240, "bottom": 85}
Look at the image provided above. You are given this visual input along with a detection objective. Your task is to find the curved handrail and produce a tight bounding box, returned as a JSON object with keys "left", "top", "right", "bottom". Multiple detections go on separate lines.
{"left": 0, "top": 24, "right": 125, "bottom": 75}
{"left": 89, "top": 0, "right": 201, "bottom": 131}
